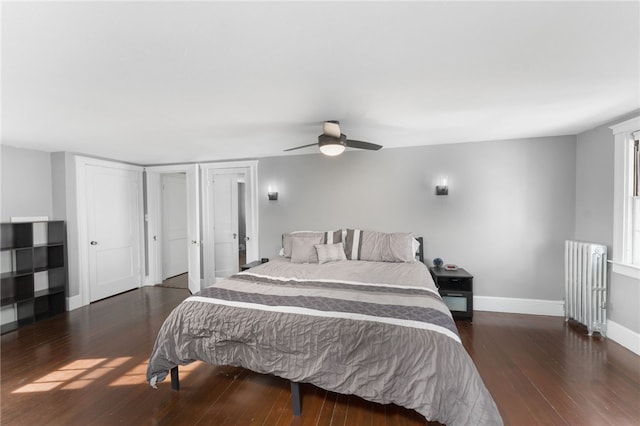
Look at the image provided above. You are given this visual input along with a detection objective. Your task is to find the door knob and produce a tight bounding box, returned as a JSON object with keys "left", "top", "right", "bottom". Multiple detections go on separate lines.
{"left": 233, "top": 233, "right": 237, "bottom": 239}
{"left": 244, "top": 236, "right": 250, "bottom": 241}
{"left": 90, "top": 241, "right": 98, "bottom": 245}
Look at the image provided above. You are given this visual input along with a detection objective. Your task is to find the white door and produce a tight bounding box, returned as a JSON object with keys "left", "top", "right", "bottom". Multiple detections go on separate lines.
{"left": 161, "top": 174, "right": 188, "bottom": 279}
{"left": 86, "top": 164, "right": 142, "bottom": 302}
{"left": 185, "top": 166, "right": 201, "bottom": 294}
{"left": 212, "top": 173, "right": 240, "bottom": 278}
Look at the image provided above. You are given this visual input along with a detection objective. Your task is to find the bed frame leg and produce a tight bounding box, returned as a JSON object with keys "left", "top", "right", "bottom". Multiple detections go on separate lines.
{"left": 170, "top": 366, "right": 180, "bottom": 391}
{"left": 290, "top": 381, "right": 301, "bottom": 416}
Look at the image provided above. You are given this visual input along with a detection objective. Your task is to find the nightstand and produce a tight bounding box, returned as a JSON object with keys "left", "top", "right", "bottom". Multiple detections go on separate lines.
{"left": 240, "top": 260, "right": 262, "bottom": 271}
{"left": 429, "top": 267, "right": 473, "bottom": 321}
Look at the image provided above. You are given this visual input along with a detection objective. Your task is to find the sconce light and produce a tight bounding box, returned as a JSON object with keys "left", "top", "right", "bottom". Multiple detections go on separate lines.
{"left": 435, "top": 177, "right": 448, "bottom": 196}
{"left": 267, "top": 185, "right": 278, "bottom": 201}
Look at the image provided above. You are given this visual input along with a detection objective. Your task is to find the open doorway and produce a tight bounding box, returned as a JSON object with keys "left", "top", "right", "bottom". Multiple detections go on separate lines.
{"left": 145, "top": 165, "right": 201, "bottom": 294}
{"left": 209, "top": 171, "right": 243, "bottom": 279}
{"left": 159, "top": 173, "right": 188, "bottom": 288}
{"left": 201, "top": 161, "right": 258, "bottom": 287}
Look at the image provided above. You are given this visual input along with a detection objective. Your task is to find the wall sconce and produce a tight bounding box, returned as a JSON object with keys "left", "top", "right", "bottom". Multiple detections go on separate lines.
{"left": 435, "top": 177, "right": 448, "bottom": 196}
{"left": 267, "top": 185, "right": 278, "bottom": 201}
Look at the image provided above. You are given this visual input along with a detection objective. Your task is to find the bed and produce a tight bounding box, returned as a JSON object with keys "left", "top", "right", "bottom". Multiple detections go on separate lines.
{"left": 147, "top": 231, "right": 502, "bottom": 425}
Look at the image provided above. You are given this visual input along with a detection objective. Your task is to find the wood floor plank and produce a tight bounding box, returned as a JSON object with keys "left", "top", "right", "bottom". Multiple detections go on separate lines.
{"left": 328, "top": 392, "right": 349, "bottom": 426}
{"left": 2, "top": 288, "right": 639, "bottom": 426}
{"left": 291, "top": 383, "right": 329, "bottom": 426}
{"left": 343, "top": 395, "right": 372, "bottom": 426}
{"left": 216, "top": 371, "right": 288, "bottom": 425}
{"left": 316, "top": 390, "right": 339, "bottom": 426}
{"left": 261, "top": 377, "right": 293, "bottom": 425}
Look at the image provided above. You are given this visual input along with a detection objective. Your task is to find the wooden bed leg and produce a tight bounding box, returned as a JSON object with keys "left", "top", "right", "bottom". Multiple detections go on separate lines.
{"left": 290, "top": 381, "right": 301, "bottom": 416}
{"left": 170, "top": 366, "right": 180, "bottom": 391}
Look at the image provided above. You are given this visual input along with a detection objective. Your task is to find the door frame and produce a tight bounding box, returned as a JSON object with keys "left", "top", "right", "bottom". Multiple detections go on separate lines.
{"left": 75, "top": 156, "right": 144, "bottom": 306}
{"left": 201, "top": 161, "right": 259, "bottom": 287}
{"left": 145, "top": 164, "right": 201, "bottom": 293}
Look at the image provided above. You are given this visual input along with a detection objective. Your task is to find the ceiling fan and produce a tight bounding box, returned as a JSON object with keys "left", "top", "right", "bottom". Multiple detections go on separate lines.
{"left": 285, "top": 121, "right": 383, "bottom": 156}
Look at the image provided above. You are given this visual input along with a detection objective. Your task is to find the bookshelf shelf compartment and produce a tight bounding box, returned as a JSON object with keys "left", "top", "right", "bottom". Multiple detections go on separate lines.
{"left": 1, "top": 221, "right": 67, "bottom": 333}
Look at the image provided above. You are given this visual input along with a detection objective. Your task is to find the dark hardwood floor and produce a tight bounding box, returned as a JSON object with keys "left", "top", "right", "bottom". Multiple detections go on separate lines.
{"left": 1, "top": 287, "right": 639, "bottom": 425}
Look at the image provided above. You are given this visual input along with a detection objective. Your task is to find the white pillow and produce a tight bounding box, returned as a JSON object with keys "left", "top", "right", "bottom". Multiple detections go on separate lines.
{"left": 412, "top": 238, "right": 420, "bottom": 258}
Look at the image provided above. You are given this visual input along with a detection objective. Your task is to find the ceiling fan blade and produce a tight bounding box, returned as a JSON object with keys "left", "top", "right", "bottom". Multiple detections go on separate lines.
{"left": 284, "top": 143, "right": 318, "bottom": 152}
{"left": 323, "top": 121, "right": 341, "bottom": 138}
{"left": 345, "top": 139, "right": 383, "bottom": 151}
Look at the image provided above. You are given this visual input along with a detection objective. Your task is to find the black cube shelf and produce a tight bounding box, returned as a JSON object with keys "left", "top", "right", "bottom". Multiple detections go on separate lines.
{"left": 1, "top": 221, "right": 67, "bottom": 334}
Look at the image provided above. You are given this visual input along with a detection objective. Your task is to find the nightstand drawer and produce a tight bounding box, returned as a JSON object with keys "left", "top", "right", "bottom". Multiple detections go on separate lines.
{"left": 439, "top": 290, "right": 473, "bottom": 320}
{"left": 437, "top": 277, "right": 472, "bottom": 291}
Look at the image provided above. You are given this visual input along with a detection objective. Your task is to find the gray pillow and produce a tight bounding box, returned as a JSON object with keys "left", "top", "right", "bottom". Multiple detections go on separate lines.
{"left": 290, "top": 234, "right": 325, "bottom": 263}
{"left": 282, "top": 232, "right": 323, "bottom": 258}
{"left": 315, "top": 243, "right": 347, "bottom": 264}
{"left": 384, "top": 232, "right": 415, "bottom": 262}
{"left": 345, "top": 229, "right": 414, "bottom": 263}
{"left": 282, "top": 230, "right": 342, "bottom": 257}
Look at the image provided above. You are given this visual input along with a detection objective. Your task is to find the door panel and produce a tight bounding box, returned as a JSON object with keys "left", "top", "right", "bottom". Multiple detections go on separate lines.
{"left": 87, "top": 165, "right": 141, "bottom": 302}
{"left": 161, "top": 174, "right": 188, "bottom": 279}
{"left": 212, "top": 174, "right": 239, "bottom": 278}
{"left": 96, "top": 247, "right": 134, "bottom": 284}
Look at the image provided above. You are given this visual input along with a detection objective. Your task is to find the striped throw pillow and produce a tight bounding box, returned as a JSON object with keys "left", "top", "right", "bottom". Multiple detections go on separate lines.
{"left": 345, "top": 229, "right": 415, "bottom": 262}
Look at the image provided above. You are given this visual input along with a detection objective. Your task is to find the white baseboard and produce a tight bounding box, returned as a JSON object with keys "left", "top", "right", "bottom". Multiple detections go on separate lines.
{"left": 10, "top": 216, "right": 49, "bottom": 223}
{"left": 607, "top": 320, "right": 640, "bottom": 355}
{"left": 474, "top": 296, "right": 564, "bottom": 317}
{"left": 474, "top": 296, "right": 640, "bottom": 355}
{"left": 189, "top": 277, "right": 202, "bottom": 293}
{"left": 66, "top": 295, "right": 84, "bottom": 311}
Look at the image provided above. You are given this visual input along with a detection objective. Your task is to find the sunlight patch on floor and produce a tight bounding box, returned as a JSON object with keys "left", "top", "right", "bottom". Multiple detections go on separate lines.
{"left": 12, "top": 357, "right": 132, "bottom": 393}
{"left": 12, "top": 356, "right": 206, "bottom": 393}
{"left": 109, "top": 360, "right": 148, "bottom": 386}
{"left": 109, "top": 360, "right": 204, "bottom": 387}
{"left": 177, "top": 360, "right": 203, "bottom": 381}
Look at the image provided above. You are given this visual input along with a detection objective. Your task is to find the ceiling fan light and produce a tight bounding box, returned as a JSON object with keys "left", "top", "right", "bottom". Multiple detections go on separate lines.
{"left": 319, "top": 143, "right": 346, "bottom": 156}
{"left": 318, "top": 133, "right": 347, "bottom": 156}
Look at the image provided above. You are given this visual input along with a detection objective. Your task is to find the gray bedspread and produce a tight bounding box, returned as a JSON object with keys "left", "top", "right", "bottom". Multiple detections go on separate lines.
{"left": 147, "top": 257, "right": 502, "bottom": 425}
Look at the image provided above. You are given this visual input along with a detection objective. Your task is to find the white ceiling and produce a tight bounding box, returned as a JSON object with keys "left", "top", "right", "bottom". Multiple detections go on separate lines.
{"left": 1, "top": 1, "right": 639, "bottom": 164}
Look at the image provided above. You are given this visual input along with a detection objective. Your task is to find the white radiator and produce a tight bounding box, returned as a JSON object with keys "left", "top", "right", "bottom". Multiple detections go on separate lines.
{"left": 564, "top": 240, "right": 608, "bottom": 336}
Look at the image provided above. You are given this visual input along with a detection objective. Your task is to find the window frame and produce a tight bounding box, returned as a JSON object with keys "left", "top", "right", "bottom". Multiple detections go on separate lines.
{"left": 610, "top": 116, "right": 640, "bottom": 278}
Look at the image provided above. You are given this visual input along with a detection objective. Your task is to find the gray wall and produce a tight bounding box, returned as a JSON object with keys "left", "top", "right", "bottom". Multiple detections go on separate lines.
{"left": 1, "top": 145, "right": 53, "bottom": 221}
{"left": 51, "top": 152, "right": 80, "bottom": 298}
{"left": 259, "top": 135, "right": 577, "bottom": 301}
{"left": 5, "top": 124, "right": 636, "bottom": 334}
{"left": 575, "top": 124, "right": 615, "bottom": 245}
{"left": 575, "top": 113, "right": 640, "bottom": 333}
